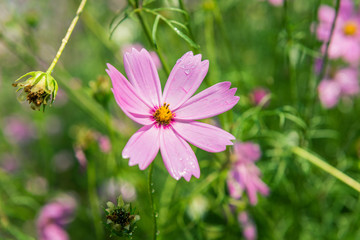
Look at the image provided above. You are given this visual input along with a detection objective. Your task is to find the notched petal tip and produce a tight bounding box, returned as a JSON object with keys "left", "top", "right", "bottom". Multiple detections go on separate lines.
{"left": 131, "top": 47, "right": 141, "bottom": 54}
{"left": 201, "top": 59, "right": 209, "bottom": 67}
{"left": 185, "top": 51, "right": 194, "bottom": 57}
{"left": 106, "top": 63, "right": 116, "bottom": 71}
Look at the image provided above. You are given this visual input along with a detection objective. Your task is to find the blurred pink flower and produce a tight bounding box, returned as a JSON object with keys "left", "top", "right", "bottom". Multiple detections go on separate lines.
{"left": 106, "top": 48, "right": 239, "bottom": 181}
{"left": 334, "top": 68, "right": 359, "bottom": 96}
{"left": 0, "top": 153, "right": 19, "bottom": 173}
{"left": 99, "top": 178, "right": 137, "bottom": 203}
{"left": 97, "top": 135, "right": 111, "bottom": 153}
{"left": 37, "top": 195, "right": 77, "bottom": 240}
{"left": 227, "top": 142, "right": 269, "bottom": 205}
{"left": 74, "top": 146, "right": 87, "bottom": 169}
{"left": 238, "top": 212, "right": 257, "bottom": 240}
{"left": 250, "top": 87, "right": 270, "bottom": 107}
{"left": 318, "top": 67, "right": 359, "bottom": 108}
{"left": 268, "top": 0, "right": 283, "bottom": 7}
{"left": 316, "top": 0, "right": 360, "bottom": 65}
{"left": 40, "top": 224, "right": 69, "bottom": 240}
{"left": 318, "top": 79, "right": 341, "bottom": 108}
{"left": 3, "top": 116, "right": 36, "bottom": 144}
{"left": 122, "top": 43, "right": 162, "bottom": 69}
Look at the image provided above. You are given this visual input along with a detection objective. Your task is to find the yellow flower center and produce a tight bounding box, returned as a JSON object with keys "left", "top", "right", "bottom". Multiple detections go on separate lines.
{"left": 343, "top": 21, "right": 358, "bottom": 36}
{"left": 153, "top": 103, "right": 174, "bottom": 125}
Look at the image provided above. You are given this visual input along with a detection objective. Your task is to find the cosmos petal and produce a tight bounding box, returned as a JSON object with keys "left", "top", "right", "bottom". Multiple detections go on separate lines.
{"left": 124, "top": 48, "right": 162, "bottom": 106}
{"left": 122, "top": 124, "right": 160, "bottom": 170}
{"left": 106, "top": 64, "right": 153, "bottom": 125}
{"left": 163, "top": 52, "right": 209, "bottom": 109}
{"left": 159, "top": 127, "right": 200, "bottom": 181}
{"left": 174, "top": 82, "right": 239, "bottom": 120}
{"left": 172, "top": 121, "right": 234, "bottom": 153}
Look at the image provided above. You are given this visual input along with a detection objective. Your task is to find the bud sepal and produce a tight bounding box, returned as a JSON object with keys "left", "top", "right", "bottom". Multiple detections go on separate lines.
{"left": 104, "top": 196, "right": 140, "bottom": 238}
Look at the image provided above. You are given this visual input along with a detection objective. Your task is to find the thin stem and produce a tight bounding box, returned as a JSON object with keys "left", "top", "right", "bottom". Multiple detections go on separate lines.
{"left": 87, "top": 157, "right": 104, "bottom": 240}
{"left": 46, "top": 0, "right": 88, "bottom": 74}
{"left": 292, "top": 146, "right": 360, "bottom": 193}
{"left": 148, "top": 162, "right": 158, "bottom": 240}
{"left": 318, "top": 0, "right": 340, "bottom": 82}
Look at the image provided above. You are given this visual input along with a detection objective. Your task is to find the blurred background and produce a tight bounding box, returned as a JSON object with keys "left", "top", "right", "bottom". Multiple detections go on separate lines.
{"left": 1, "top": 0, "right": 360, "bottom": 239}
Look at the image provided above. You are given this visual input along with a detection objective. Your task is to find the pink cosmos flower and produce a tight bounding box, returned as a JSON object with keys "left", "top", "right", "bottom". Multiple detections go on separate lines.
{"left": 3, "top": 115, "right": 36, "bottom": 144}
{"left": 268, "top": 0, "right": 283, "bottom": 7}
{"left": 318, "top": 67, "right": 359, "bottom": 108}
{"left": 97, "top": 135, "right": 112, "bottom": 153}
{"left": 250, "top": 87, "right": 270, "bottom": 107}
{"left": 316, "top": 0, "right": 360, "bottom": 65}
{"left": 318, "top": 79, "right": 341, "bottom": 108}
{"left": 37, "top": 196, "right": 77, "bottom": 240}
{"left": 334, "top": 68, "right": 359, "bottom": 96}
{"left": 238, "top": 212, "right": 257, "bottom": 240}
{"left": 106, "top": 48, "right": 239, "bottom": 181}
{"left": 0, "top": 153, "right": 19, "bottom": 173}
{"left": 227, "top": 142, "right": 269, "bottom": 205}
{"left": 74, "top": 146, "right": 87, "bottom": 169}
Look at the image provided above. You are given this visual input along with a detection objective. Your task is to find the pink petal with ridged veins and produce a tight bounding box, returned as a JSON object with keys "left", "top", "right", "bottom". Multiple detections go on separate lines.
{"left": 174, "top": 82, "right": 239, "bottom": 120}
{"left": 162, "top": 52, "right": 209, "bottom": 109}
{"left": 124, "top": 49, "right": 162, "bottom": 106}
{"left": 172, "top": 121, "right": 234, "bottom": 153}
{"left": 159, "top": 128, "right": 200, "bottom": 181}
{"left": 122, "top": 124, "right": 160, "bottom": 170}
{"left": 106, "top": 64, "right": 153, "bottom": 125}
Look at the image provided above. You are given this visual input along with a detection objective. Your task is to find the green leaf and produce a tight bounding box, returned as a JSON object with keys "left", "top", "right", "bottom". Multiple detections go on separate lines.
{"left": 143, "top": 0, "right": 156, "bottom": 6}
{"left": 15, "top": 71, "right": 35, "bottom": 82}
{"left": 169, "top": 20, "right": 189, "bottom": 33}
{"left": 152, "top": 7, "right": 189, "bottom": 17}
{"left": 283, "top": 113, "right": 307, "bottom": 129}
{"left": 143, "top": 8, "right": 199, "bottom": 49}
{"left": 109, "top": 12, "right": 130, "bottom": 40}
{"left": 152, "top": 15, "right": 161, "bottom": 49}
{"left": 165, "top": 20, "right": 199, "bottom": 48}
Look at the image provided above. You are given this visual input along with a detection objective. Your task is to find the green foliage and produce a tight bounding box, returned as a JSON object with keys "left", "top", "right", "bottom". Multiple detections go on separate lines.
{"left": 0, "top": 0, "right": 360, "bottom": 239}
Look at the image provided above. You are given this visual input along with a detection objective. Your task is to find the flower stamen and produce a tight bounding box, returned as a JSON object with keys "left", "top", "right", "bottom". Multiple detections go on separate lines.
{"left": 153, "top": 103, "right": 174, "bottom": 125}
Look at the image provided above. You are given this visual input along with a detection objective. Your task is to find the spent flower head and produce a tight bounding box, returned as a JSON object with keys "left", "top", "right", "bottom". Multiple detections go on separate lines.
{"left": 104, "top": 196, "right": 140, "bottom": 238}
{"left": 12, "top": 71, "right": 58, "bottom": 111}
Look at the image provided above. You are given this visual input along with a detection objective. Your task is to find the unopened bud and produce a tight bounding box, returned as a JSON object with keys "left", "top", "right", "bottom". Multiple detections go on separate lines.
{"left": 104, "top": 196, "right": 140, "bottom": 238}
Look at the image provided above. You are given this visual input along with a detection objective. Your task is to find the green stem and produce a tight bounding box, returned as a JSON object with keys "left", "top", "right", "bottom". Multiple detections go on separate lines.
{"left": 318, "top": 0, "right": 340, "bottom": 82}
{"left": 292, "top": 146, "right": 360, "bottom": 193}
{"left": 87, "top": 157, "right": 104, "bottom": 239}
{"left": 148, "top": 162, "right": 158, "bottom": 240}
{"left": 46, "top": 0, "right": 88, "bottom": 74}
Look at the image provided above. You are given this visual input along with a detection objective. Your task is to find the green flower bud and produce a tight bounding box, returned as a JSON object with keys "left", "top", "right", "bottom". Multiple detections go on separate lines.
{"left": 12, "top": 71, "right": 58, "bottom": 111}
{"left": 104, "top": 196, "right": 140, "bottom": 238}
